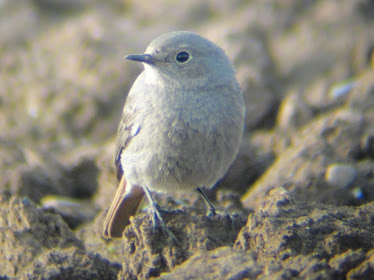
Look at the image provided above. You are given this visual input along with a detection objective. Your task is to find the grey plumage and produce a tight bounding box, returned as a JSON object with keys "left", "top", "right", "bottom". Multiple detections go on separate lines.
{"left": 103, "top": 31, "right": 245, "bottom": 238}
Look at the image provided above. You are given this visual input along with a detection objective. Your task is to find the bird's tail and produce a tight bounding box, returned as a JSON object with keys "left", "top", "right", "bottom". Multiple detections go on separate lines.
{"left": 103, "top": 177, "right": 145, "bottom": 238}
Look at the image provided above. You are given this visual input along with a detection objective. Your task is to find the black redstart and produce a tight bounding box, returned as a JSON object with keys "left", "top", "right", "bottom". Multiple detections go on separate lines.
{"left": 103, "top": 31, "right": 245, "bottom": 238}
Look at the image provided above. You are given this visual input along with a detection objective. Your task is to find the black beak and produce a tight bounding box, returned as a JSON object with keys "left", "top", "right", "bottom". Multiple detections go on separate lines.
{"left": 125, "top": 54, "right": 154, "bottom": 65}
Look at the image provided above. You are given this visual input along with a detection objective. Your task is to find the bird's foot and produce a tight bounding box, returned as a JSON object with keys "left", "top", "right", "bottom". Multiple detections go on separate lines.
{"left": 144, "top": 187, "right": 179, "bottom": 244}
{"left": 150, "top": 202, "right": 179, "bottom": 244}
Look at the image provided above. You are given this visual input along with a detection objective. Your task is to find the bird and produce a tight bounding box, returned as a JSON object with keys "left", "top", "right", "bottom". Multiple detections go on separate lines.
{"left": 103, "top": 31, "right": 245, "bottom": 239}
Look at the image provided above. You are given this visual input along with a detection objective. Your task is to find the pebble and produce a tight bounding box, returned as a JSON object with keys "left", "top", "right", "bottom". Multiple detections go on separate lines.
{"left": 328, "top": 79, "right": 356, "bottom": 99}
{"left": 352, "top": 187, "right": 364, "bottom": 200}
{"left": 325, "top": 164, "right": 357, "bottom": 188}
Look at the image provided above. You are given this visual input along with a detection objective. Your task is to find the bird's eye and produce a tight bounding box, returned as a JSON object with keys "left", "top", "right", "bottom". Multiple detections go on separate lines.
{"left": 175, "top": 52, "right": 190, "bottom": 63}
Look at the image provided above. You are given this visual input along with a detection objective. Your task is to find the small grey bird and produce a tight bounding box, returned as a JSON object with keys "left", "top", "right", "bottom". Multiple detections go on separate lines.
{"left": 103, "top": 31, "right": 245, "bottom": 239}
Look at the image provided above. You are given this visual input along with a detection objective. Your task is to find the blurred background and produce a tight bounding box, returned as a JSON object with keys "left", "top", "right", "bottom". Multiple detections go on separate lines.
{"left": 0, "top": 0, "right": 373, "bottom": 219}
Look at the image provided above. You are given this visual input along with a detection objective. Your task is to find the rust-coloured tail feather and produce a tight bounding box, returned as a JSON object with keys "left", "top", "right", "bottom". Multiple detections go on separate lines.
{"left": 103, "top": 177, "right": 145, "bottom": 238}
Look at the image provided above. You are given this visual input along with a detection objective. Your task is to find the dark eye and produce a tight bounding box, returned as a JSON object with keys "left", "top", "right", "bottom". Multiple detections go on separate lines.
{"left": 175, "top": 52, "right": 190, "bottom": 63}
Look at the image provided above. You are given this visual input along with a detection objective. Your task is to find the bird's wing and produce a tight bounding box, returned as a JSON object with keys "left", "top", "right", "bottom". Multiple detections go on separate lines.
{"left": 114, "top": 104, "right": 139, "bottom": 182}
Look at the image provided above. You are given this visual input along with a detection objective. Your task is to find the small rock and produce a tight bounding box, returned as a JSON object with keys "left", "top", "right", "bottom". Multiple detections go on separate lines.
{"left": 328, "top": 79, "right": 356, "bottom": 100}
{"left": 258, "top": 187, "right": 292, "bottom": 216}
{"left": 277, "top": 90, "right": 313, "bottom": 130}
{"left": 325, "top": 164, "right": 357, "bottom": 188}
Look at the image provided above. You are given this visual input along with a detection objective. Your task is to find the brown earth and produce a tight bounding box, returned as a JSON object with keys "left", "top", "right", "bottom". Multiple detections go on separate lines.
{"left": 0, "top": 0, "right": 373, "bottom": 279}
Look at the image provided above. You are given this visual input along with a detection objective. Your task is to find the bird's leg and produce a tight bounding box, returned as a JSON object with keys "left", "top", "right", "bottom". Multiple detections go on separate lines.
{"left": 197, "top": 187, "right": 217, "bottom": 216}
{"left": 144, "top": 186, "right": 179, "bottom": 243}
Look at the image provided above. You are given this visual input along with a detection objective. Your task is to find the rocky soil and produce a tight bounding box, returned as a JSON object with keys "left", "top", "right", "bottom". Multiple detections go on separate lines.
{"left": 0, "top": 0, "right": 373, "bottom": 279}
